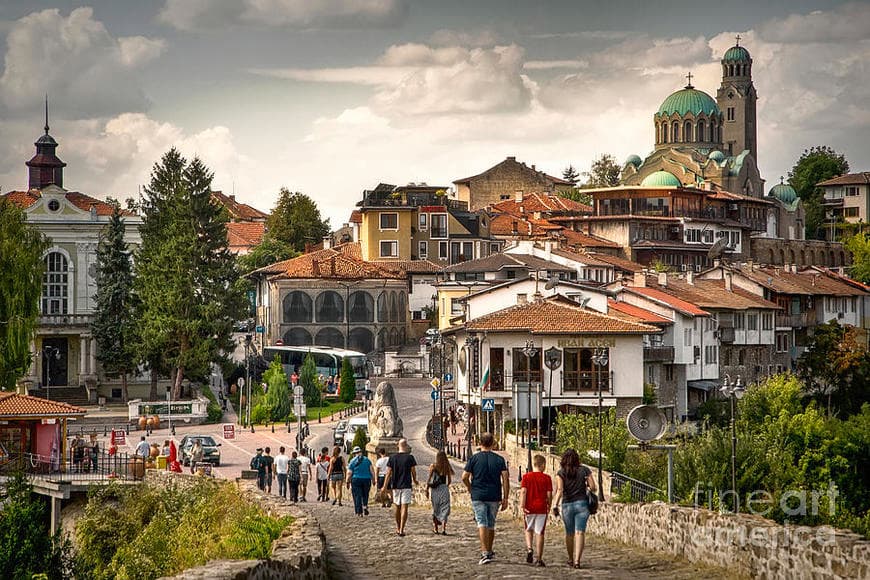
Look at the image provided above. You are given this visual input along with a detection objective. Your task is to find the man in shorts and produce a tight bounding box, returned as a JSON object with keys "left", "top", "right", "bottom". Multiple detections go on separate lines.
{"left": 462, "top": 432, "right": 509, "bottom": 565}
{"left": 520, "top": 454, "right": 553, "bottom": 567}
{"left": 380, "top": 438, "right": 418, "bottom": 536}
{"left": 298, "top": 450, "right": 312, "bottom": 501}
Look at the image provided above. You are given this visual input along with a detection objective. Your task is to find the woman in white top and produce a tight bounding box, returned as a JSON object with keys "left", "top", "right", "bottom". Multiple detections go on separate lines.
{"left": 375, "top": 447, "right": 391, "bottom": 507}
{"left": 316, "top": 446, "right": 331, "bottom": 502}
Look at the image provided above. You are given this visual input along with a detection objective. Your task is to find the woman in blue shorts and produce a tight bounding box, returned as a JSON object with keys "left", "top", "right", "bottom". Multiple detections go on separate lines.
{"left": 551, "top": 448, "right": 596, "bottom": 569}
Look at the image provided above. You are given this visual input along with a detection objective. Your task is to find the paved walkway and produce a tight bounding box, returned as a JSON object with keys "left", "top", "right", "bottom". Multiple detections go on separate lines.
{"left": 296, "top": 495, "right": 731, "bottom": 579}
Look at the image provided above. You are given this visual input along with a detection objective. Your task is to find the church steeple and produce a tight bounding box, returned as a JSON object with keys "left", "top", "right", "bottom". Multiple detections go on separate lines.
{"left": 26, "top": 95, "right": 66, "bottom": 190}
{"left": 716, "top": 38, "right": 757, "bottom": 161}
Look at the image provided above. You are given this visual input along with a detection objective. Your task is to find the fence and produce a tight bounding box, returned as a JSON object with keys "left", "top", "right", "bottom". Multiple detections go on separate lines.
{"left": 610, "top": 471, "right": 663, "bottom": 502}
{"left": 0, "top": 449, "right": 141, "bottom": 482}
{"left": 425, "top": 416, "right": 473, "bottom": 463}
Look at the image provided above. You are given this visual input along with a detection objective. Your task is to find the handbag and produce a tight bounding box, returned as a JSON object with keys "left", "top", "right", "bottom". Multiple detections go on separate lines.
{"left": 587, "top": 489, "right": 599, "bottom": 515}
{"left": 428, "top": 470, "right": 445, "bottom": 489}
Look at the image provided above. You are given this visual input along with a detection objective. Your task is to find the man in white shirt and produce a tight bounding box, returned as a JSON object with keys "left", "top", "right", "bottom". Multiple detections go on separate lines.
{"left": 274, "top": 446, "right": 290, "bottom": 499}
{"left": 135, "top": 436, "right": 150, "bottom": 459}
{"left": 298, "top": 451, "right": 312, "bottom": 501}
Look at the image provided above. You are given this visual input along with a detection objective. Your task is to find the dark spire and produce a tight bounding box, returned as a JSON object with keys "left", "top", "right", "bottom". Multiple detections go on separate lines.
{"left": 735, "top": 34, "right": 741, "bottom": 47}
{"left": 26, "top": 96, "right": 66, "bottom": 190}
{"left": 44, "top": 94, "right": 50, "bottom": 135}
{"left": 685, "top": 71, "right": 694, "bottom": 89}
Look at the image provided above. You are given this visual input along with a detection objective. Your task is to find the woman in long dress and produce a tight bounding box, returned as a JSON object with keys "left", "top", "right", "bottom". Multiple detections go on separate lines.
{"left": 426, "top": 450, "right": 453, "bottom": 534}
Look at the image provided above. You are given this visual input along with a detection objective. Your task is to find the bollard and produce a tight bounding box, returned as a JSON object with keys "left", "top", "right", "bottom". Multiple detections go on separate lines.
{"left": 271, "top": 423, "right": 274, "bottom": 433}
{"left": 103, "top": 425, "right": 107, "bottom": 437}
{"left": 125, "top": 424, "right": 130, "bottom": 435}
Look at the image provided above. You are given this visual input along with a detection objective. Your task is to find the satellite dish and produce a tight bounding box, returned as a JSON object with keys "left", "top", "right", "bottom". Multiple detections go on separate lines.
{"left": 544, "top": 277, "right": 558, "bottom": 290}
{"left": 626, "top": 405, "right": 667, "bottom": 442}
{"left": 707, "top": 237, "right": 729, "bottom": 259}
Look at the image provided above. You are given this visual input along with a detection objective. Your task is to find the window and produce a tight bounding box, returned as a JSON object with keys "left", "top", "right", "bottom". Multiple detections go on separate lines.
{"left": 283, "top": 291, "right": 312, "bottom": 323}
{"left": 738, "top": 348, "right": 745, "bottom": 365}
{"left": 489, "top": 243, "right": 500, "bottom": 254}
{"left": 762, "top": 312, "right": 773, "bottom": 330}
{"left": 438, "top": 241, "right": 448, "bottom": 260}
{"left": 431, "top": 214, "right": 448, "bottom": 238}
{"left": 379, "top": 212, "right": 398, "bottom": 230}
{"left": 315, "top": 291, "right": 344, "bottom": 323}
{"left": 705, "top": 345, "right": 718, "bottom": 364}
{"left": 727, "top": 107, "right": 735, "bottom": 121}
{"left": 845, "top": 207, "right": 859, "bottom": 218}
{"left": 563, "top": 348, "right": 606, "bottom": 391}
{"left": 379, "top": 241, "right": 398, "bottom": 258}
{"left": 665, "top": 365, "right": 674, "bottom": 381}
{"left": 846, "top": 186, "right": 859, "bottom": 197}
{"left": 450, "top": 299, "right": 464, "bottom": 316}
{"left": 347, "top": 291, "right": 374, "bottom": 323}
{"left": 776, "top": 332, "right": 790, "bottom": 353}
{"left": 734, "top": 313, "right": 745, "bottom": 330}
{"left": 418, "top": 241, "right": 428, "bottom": 259}
{"left": 419, "top": 213, "right": 428, "bottom": 230}
{"left": 684, "top": 328, "right": 692, "bottom": 347}
{"left": 747, "top": 313, "right": 758, "bottom": 331}
{"left": 42, "top": 252, "right": 69, "bottom": 314}
{"left": 450, "top": 241, "right": 474, "bottom": 264}
{"left": 703, "top": 230, "right": 714, "bottom": 244}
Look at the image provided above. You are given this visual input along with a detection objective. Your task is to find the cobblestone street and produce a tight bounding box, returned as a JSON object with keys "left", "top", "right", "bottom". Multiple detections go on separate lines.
{"left": 297, "top": 494, "right": 734, "bottom": 579}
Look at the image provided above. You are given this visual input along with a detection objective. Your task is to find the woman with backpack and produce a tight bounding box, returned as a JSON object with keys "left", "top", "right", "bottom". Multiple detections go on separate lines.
{"left": 426, "top": 450, "right": 453, "bottom": 534}
{"left": 326, "top": 445, "right": 345, "bottom": 506}
{"left": 551, "top": 448, "right": 597, "bottom": 569}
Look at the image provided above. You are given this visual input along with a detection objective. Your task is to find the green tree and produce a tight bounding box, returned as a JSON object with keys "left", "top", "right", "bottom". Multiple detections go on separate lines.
{"left": 299, "top": 353, "right": 320, "bottom": 407}
{"left": 262, "top": 356, "right": 290, "bottom": 421}
{"left": 557, "top": 187, "right": 592, "bottom": 206}
{"left": 0, "top": 199, "right": 48, "bottom": 391}
{"left": 91, "top": 204, "right": 136, "bottom": 401}
{"left": 844, "top": 233, "right": 870, "bottom": 284}
{"left": 135, "top": 149, "right": 247, "bottom": 399}
{"left": 339, "top": 357, "right": 356, "bottom": 403}
{"left": 582, "top": 153, "right": 621, "bottom": 188}
{"left": 265, "top": 189, "right": 330, "bottom": 253}
{"left": 562, "top": 164, "right": 580, "bottom": 186}
{"left": 237, "top": 236, "right": 298, "bottom": 273}
{"left": 788, "top": 146, "right": 849, "bottom": 239}
{"left": 797, "top": 320, "right": 869, "bottom": 416}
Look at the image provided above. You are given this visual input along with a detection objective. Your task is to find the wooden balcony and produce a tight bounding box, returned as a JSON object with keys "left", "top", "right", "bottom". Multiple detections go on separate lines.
{"left": 643, "top": 346, "right": 675, "bottom": 362}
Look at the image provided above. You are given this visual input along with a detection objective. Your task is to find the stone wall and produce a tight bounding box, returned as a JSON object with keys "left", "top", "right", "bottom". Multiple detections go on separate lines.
{"left": 750, "top": 237, "right": 849, "bottom": 267}
{"left": 157, "top": 476, "right": 328, "bottom": 580}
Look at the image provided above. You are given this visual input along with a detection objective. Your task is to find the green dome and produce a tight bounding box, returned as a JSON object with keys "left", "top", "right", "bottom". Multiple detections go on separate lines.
{"left": 657, "top": 87, "right": 720, "bottom": 117}
{"left": 625, "top": 154, "right": 642, "bottom": 167}
{"left": 708, "top": 150, "right": 725, "bottom": 162}
{"left": 724, "top": 45, "right": 751, "bottom": 62}
{"left": 641, "top": 171, "right": 681, "bottom": 187}
{"left": 769, "top": 183, "right": 797, "bottom": 204}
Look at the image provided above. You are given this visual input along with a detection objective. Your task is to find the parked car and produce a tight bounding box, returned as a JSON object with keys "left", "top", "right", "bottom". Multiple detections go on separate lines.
{"left": 343, "top": 417, "right": 368, "bottom": 453}
{"left": 179, "top": 435, "right": 222, "bottom": 466}
{"left": 333, "top": 420, "right": 348, "bottom": 447}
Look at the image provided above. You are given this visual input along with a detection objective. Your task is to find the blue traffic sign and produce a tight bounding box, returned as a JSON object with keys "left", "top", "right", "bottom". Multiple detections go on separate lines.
{"left": 482, "top": 398, "right": 495, "bottom": 412}
{"left": 444, "top": 372, "right": 453, "bottom": 382}
{"left": 431, "top": 390, "right": 440, "bottom": 401}
{"left": 255, "top": 325, "right": 264, "bottom": 333}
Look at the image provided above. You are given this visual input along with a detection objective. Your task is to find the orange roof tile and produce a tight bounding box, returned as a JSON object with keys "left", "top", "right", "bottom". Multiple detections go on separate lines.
{"left": 632, "top": 276, "right": 780, "bottom": 312}
{"left": 624, "top": 286, "right": 710, "bottom": 316}
{"left": 3, "top": 189, "right": 133, "bottom": 216}
{"left": 252, "top": 242, "right": 402, "bottom": 280}
{"left": 817, "top": 172, "right": 870, "bottom": 187}
{"left": 466, "top": 296, "right": 659, "bottom": 334}
{"left": 227, "top": 221, "right": 266, "bottom": 248}
{"left": 371, "top": 259, "right": 443, "bottom": 274}
{"left": 211, "top": 191, "right": 269, "bottom": 221}
{"left": 734, "top": 265, "right": 868, "bottom": 297}
{"left": 584, "top": 253, "right": 645, "bottom": 273}
{"left": 0, "top": 392, "right": 86, "bottom": 418}
{"left": 608, "top": 299, "right": 672, "bottom": 325}
{"left": 490, "top": 193, "right": 592, "bottom": 214}
{"left": 349, "top": 210, "right": 362, "bottom": 224}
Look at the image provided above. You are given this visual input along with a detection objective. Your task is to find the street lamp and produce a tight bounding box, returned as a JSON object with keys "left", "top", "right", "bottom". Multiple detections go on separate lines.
{"left": 42, "top": 345, "right": 60, "bottom": 401}
{"left": 244, "top": 334, "right": 254, "bottom": 433}
{"left": 720, "top": 374, "right": 744, "bottom": 512}
{"left": 464, "top": 335, "right": 479, "bottom": 459}
{"left": 522, "top": 339, "right": 538, "bottom": 474}
{"left": 592, "top": 347, "right": 609, "bottom": 501}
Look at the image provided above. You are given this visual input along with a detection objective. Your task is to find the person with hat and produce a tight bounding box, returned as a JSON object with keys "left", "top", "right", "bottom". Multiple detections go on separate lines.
{"left": 251, "top": 448, "right": 266, "bottom": 491}
{"left": 346, "top": 446, "right": 376, "bottom": 517}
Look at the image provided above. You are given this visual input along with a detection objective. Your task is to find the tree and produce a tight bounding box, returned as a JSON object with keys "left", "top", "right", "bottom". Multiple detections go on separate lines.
{"left": 91, "top": 205, "right": 136, "bottom": 401}
{"left": 299, "top": 353, "right": 320, "bottom": 407}
{"left": 262, "top": 356, "right": 290, "bottom": 421}
{"left": 562, "top": 165, "right": 580, "bottom": 186}
{"left": 339, "top": 357, "right": 356, "bottom": 403}
{"left": 265, "top": 189, "right": 330, "bottom": 253}
{"left": 135, "top": 149, "right": 247, "bottom": 399}
{"left": 788, "top": 146, "right": 849, "bottom": 239}
{"left": 582, "top": 153, "right": 621, "bottom": 188}
{"left": 0, "top": 199, "right": 48, "bottom": 391}
{"left": 844, "top": 233, "right": 870, "bottom": 284}
{"left": 237, "top": 236, "right": 298, "bottom": 273}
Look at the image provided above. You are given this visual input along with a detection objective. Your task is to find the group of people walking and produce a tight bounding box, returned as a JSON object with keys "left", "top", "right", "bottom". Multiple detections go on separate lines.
{"left": 250, "top": 446, "right": 312, "bottom": 502}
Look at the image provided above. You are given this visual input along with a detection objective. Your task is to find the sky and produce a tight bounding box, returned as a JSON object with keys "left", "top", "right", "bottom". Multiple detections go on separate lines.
{"left": 0, "top": 0, "right": 868, "bottom": 228}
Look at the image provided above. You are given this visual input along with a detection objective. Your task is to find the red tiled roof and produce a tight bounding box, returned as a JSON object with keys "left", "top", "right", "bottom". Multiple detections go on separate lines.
{"left": 466, "top": 295, "right": 659, "bottom": 334}
{"left": 558, "top": 228, "right": 620, "bottom": 248}
{"left": 624, "top": 286, "right": 710, "bottom": 317}
{"left": 608, "top": 299, "right": 672, "bottom": 325}
{"left": 211, "top": 191, "right": 268, "bottom": 221}
{"left": 490, "top": 193, "right": 592, "bottom": 214}
{"left": 3, "top": 189, "right": 133, "bottom": 216}
{"left": 734, "top": 265, "right": 868, "bottom": 297}
{"left": 371, "top": 259, "right": 443, "bottom": 274}
{"left": 227, "top": 221, "right": 266, "bottom": 249}
{"left": 349, "top": 210, "right": 363, "bottom": 224}
{"left": 637, "top": 276, "right": 780, "bottom": 311}
{"left": 817, "top": 172, "right": 870, "bottom": 187}
{"left": 453, "top": 157, "right": 571, "bottom": 185}
{"left": 0, "top": 392, "right": 86, "bottom": 418}
{"left": 584, "top": 253, "right": 645, "bottom": 273}
{"left": 252, "top": 242, "right": 402, "bottom": 280}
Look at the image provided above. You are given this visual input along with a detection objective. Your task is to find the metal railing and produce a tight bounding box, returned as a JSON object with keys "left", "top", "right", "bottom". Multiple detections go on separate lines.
{"left": 643, "top": 346, "right": 675, "bottom": 362}
{"left": 425, "top": 417, "right": 472, "bottom": 463}
{"left": 563, "top": 371, "right": 610, "bottom": 392}
{"left": 610, "top": 471, "right": 663, "bottom": 502}
{"left": 0, "top": 449, "right": 141, "bottom": 482}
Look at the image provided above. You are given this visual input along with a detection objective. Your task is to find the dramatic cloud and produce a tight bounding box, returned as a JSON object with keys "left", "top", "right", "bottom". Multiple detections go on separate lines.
{"left": 159, "top": 0, "right": 408, "bottom": 32}
{"left": 0, "top": 8, "right": 165, "bottom": 117}
{"left": 757, "top": 2, "right": 870, "bottom": 44}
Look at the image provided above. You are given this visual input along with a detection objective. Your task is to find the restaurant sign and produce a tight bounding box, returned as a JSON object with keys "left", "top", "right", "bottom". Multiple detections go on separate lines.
{"left": 556, "top": 337, "right": 617, "bottom": 348}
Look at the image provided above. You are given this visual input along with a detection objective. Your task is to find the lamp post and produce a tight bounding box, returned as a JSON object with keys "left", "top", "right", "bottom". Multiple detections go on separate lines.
{"left": 544, "top": 347, "right": 562, "bottom": 444}
{"left": 464, "top": 335, "right": 479, "bottom": 458}
{"left": 592, "top": 347, "right": 609, "bottom": 501}
{"left": 244, "top": 334, "right": 254, "bottom": 433}
{"left": 522, "top": 339, "right": 538, "bottom": 474}
{"left": 720, "top": 374, "right": 744, "bottom": 512}
{"left": 42, "top": 345, "right": 61, "bottom": 401}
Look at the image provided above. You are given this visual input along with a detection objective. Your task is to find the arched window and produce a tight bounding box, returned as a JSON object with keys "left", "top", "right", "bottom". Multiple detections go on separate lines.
{"left": 347, "top": 291, "right": 374, "bottom": 323}
{"left": 377, "top": 328, "right": 387, "bottom": 349}
{"left": 671, "top": 121, "right": 680, "bottom": 142}
{"left": 398, "top": 293, "right": 406, "bottom": 322}
{"left": 389, "top": 291, "right": 399, "bottom": 323}
{"left": 696, "top": 120, "right": 706, "bottom": 143}
{"left": 788, "top": 249, "right": 796, "bottom": 263}
{"left": 684, "top": 120, "right": 693, "bottom": 142}
{"left": 800, "top": 250, "right": 806, "bottom": 265}
{"left": 389, "top": 327, "right": 399, "bottom": 346}
{"left": 779, "top": 249, "right": 785, "bottom": 264}
{"left": 840, "top": 251, "right": 846, "bottom": 266}
{"left": 768, "top": 249, "right": 775, "bottom": 264}
{"left": 809, "top": 250, "right": 815, "bottom": 264}
{"left": 377, "top": 292, "right": 388, "bottom": 322}
{"left": 42, "top": 252, "right": 69, "bottom": 314}
{"left": 348, "top": 328, "right": 374, "bottom": 353}
{"left": 283, "top": 328, "right": 312, "bottom": 346}
{"left": 662, "top": 123, "right": 668, "bottom": 143}
{"left": 315, "top": 327, "right": 344, "bottom": 348}
{"left": 282, "top": 291, "right": 312, "bottom": 323}
{"left": 829, "top": 250, "right": 835, "bottom": 265}
{"left": 400, "top": 327, "right": 406, "bottom": 344}
{"left": 316, "top": 291, "right": 344, "bottom": 323}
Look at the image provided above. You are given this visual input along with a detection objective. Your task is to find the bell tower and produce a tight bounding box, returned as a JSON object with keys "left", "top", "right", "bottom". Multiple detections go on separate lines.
{"left": 716, "top": 36, "right": 757, "bottom": 162}
{"left": 25, "top": 96, "right": 66, "bottom": 190}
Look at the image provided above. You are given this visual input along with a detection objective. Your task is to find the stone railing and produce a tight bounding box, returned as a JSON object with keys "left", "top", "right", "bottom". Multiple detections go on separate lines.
{"left": 157, "top": 475, "right": 328, "bottom": 580}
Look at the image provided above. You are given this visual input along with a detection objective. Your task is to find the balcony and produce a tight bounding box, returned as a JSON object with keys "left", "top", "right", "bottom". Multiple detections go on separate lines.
{"left": 643, "top": 346, "right": 675, "bottom": 362}
{"left": 39, "top": 313, "right": 93, "bottom": 328}
{"left": 776, "top": 313, "right": 810, "bottom": 328}
{"left": 563, "top": 370, "right": 610, "bottom": 393}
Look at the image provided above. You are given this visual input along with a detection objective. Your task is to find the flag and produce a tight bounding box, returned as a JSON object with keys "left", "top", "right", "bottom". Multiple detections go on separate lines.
{"left": 479, "top": 367, "right": 490, "bottom": 391}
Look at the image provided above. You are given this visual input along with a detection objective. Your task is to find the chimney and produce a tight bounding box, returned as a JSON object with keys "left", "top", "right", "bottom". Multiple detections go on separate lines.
{"left": 322, "top": 235, "right": 331, "bottom": 250}
{"left": 686, "top": 270, "right": 694, "bottom": 285}
{"left": 633, "top": 272, "right": 646, "bottom": 288}
{"left": 746, "top": 258, "right": 754, "bottom": 271}
{"left": 229, "top": 194, "right": 236, "bottom": 201}
{"left": 515, "top": 190, "right": 524, "bottom": 203}
{"left": 713, "top": 258, "right": 721, "bottom": 268}
{"left": 517, "top": 293, "right": 528, "bottom": 305}
{"left": 512, "top": 220, "right": 519, "bottom": 234}
{"left": 507, "top": 156, "right": 516, "bottom": 161}
{"left": 724, "top": 271, "right": 733, "bottom": 291}
{"left": 531, "top": 164, "right": 536, "bottom": 170}
{"left": 657, "top": 272, "right": 668, "bottom": 287}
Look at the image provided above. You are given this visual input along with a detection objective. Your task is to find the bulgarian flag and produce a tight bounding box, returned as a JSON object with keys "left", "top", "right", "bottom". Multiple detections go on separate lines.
{"left": 479, "top": 367, "right": 490, "bottom": 390}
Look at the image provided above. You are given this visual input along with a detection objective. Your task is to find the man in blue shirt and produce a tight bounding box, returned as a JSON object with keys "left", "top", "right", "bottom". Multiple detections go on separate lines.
{"left": 462, "top": 432, "right": 509, "bottom": 565}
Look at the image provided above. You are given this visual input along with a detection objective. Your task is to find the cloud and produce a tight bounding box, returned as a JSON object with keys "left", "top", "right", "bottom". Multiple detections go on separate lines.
{"left": 0, "top": 8, "right": 164, "bottom": 117}
{"left": 757, "top": 3, "right": 870, "bottom": 44}
{"left": 159, "top": 0, "right": 408, "bottom": 31}
{"left": 429, "top": 29, "right": 501, "bottom": 47}
{"left": 524, "top": 60, "right": 587, "bottom": 70}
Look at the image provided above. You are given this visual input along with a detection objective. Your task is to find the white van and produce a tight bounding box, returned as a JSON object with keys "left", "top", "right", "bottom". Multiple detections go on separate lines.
{"left": 343, "top": 416, "right": 368, "bottom": 452}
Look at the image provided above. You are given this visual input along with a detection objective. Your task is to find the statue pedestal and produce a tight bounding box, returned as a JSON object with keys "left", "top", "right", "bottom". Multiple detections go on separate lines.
{"left": 366, "top": 437, "right": 402, "bottom": 458}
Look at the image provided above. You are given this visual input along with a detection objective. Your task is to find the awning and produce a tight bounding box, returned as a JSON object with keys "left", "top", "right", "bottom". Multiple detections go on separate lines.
{"left": 687, "top": 380, "right": 718, "bottom": 392}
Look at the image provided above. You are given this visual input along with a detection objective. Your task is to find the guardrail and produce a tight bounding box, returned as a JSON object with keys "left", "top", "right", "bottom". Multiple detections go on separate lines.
{"left": 610, "top": 471, "right": 663, "bottom": 502}
{"left": 0, "top": 450, "right": 141, "bottom": 482}
{"left": 426, "top": 417, "right": 472, "bottom": 462}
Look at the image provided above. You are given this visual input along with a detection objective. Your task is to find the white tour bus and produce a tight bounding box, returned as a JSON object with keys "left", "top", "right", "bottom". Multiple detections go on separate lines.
{"left": 261, "top": 344, "right": 371, "bottom": 394}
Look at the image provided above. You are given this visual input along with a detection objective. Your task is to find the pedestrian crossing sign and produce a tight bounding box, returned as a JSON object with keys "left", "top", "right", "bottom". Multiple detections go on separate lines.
{"left": 482, "top": 398, "right": 495, "bottom": 412}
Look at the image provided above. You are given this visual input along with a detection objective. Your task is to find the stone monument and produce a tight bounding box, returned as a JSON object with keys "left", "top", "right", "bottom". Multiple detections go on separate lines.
{"left": 366, "top": 381, "right": 403, "bottom": 456}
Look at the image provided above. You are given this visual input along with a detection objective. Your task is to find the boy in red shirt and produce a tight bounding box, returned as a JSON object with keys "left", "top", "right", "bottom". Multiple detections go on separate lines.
{"left": 520, "top": 454, "right": 553, "bottom": 567}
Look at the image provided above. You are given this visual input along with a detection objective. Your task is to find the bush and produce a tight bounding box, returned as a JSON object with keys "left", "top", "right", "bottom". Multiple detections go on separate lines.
{"left": 262, "top": 356, "right": 290, "bottom": 422}
{"left": 339, "top": 358, "right": 356, "bottom": 403}
{"left": 250, "top": 403, "right": 271, "bottom": 425}
{"left": 202, "top": 386, "right": 223, "bottom": 424}
{"left": 351, "top": 425, "right": 369, "bottom": 451}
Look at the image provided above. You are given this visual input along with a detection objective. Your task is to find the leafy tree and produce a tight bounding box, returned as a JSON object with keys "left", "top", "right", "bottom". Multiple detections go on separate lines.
{"left": 557, "top": 187, "right": 592, "bottom": 205}
{"left": 299, "top": 353, "right": 320, "bottom": 407}
{"left": 788, "top": 146, "right": 849, "bottom": 239}
{"left": 262, "top": 356, "right": 290, "bottom": 421}
{"left": 0, "top": 199, "right": 48, "bottom": 391}
{"left": 582, "top": 153, "right": 621, "bottom": 188}
{"left": 797, "top": 321, "right": 869, "bottom": 416}
{"left": 135, "top": 149, "right": 247, "bottom": 399}
{"left": 562, "top": 164, "right": 580, "bottom": 186}
{"left": 91, "top": 204, "right": 137, "bottom": 401}
{"left": 265, "top": 189, "right": 330, "bottom": 253}
{"left": 844, "top": 233, "right": 870, "bottom": 284}
{"left": 237, "top": 236, "right": 298, "bottom": 273}
{"left": 339, "top": 357, "right": 356, "bottom": 403}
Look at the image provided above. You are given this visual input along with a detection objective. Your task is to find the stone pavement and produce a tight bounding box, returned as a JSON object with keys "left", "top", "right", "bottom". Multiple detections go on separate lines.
{"left": 296, "top": 494, "right": 734, "bottom": 579}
